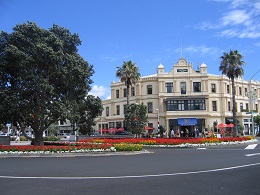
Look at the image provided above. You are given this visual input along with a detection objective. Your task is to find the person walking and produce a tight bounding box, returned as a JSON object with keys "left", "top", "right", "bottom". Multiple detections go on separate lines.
{"left": 171, "top": 129, "right": 175, "bottom": 138}
{"left": 15, "top": 130, "right": 20, "bottom": 143}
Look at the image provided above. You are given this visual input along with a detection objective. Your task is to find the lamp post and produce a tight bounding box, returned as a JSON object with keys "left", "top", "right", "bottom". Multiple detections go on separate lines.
{"left": 246, "top": 90, "right": 257, "bottom": 135}
{"left": 156, "top": 108, "right": 159, "bottom": 133}
{"left": 100, "top": 112, "right": 103, "bottom": 136}
{"left": 216, "top": 120, "right": 218, "bottom": 134}
{"left": 247, "top": 69, "right": 260, "bottom": 136}
{"left": 74, "top": 122, "right": 77, "bottom": 142}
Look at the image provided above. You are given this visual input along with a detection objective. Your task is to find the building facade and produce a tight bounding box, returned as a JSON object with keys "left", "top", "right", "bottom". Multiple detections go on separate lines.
{"left": 96, "top": 58, "right": 260, "bottom": 136}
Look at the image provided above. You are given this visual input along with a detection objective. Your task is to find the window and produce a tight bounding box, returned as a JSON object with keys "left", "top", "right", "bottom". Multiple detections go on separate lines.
{"left": 178, "top": 100, "right": 185, "bottom": 110}
{"left": 109, "top": 122, "right": 114, "bottom": 128}
{"left": 116, "top": 122, "right": 121, "bottom": 128}
{"left": 147, "top": 102, "right": 153, "bottom": 113}
{"left": 147, "top": 123, "right": 153, "bottom": 129}
{"left": 106, "top": 107, "right": 109, "bottom": 116}
{"left": 166, "top": 99, "right": 206, "bottom": 111}
{"left": 239, "top": 87, "right": 242, "bottom": 95}
{"left": 180, "top": 82, "right": 186, "bottom": 94}
{"left": 131, "top": 87, "right": 135, "bottom": 96}
{"left": 123, "top": 89, "right": 127, "bottom": 97}
{"left": 116, "top": 90, "right": 119, "bottom": 98}
{"left": 166, "top": 100, "right": 178, "bottom": 111}
{"left": 240, "top": 103, "right": 243, "bottom": 112}
{"left": 212, "top": 101, "right": 217, "bottom": 111}
{"left": 228, "top": 101, "right": 231, "bottom": 111}
{"left": 116, "top": 105, "right": 120, "bottom": 115}
{"left": 211, "top": 84, "right": 216, "bottom": 93}
{"left": 188, "top": 99, "right": 206, "bottom": 110}
{"left": 193, "top": 82, "right": 201, "bottom": 92}
{"left": 245, "top": 88, "right": 248, "bottom": 95}
{"left": 246, "top": 103, "right": 249, "bottom": 111}
{"left": 256, "top": 104, "right": 258, "bottom": 112}
{"left": 147, "top": 85, "right": 152, "bottom": 94}
{"left": 227, "top": 85, "right": 230, "bottom": 93}
{"left": 165, "top": 82, "right": 173, "bottom": 93}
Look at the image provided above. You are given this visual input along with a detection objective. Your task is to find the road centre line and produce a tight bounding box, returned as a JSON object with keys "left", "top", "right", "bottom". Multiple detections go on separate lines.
{"left": 0, "top": 162, "right": 260, "bottom": 180}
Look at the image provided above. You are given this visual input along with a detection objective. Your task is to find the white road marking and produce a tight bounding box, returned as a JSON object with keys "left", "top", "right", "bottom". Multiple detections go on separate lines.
{"left": 245, "top": 144, "right": 258, "bottom": 149}
{"left": 0, "top": 162, "right": 259, "bottom": 180}
{"left": 245, "top": 153, "right": 260, "bottom": 157}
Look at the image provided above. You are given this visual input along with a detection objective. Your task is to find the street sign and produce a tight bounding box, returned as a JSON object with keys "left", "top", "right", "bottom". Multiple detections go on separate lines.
{"left": 6, "top": 122, "right": 11, "bottom": 127}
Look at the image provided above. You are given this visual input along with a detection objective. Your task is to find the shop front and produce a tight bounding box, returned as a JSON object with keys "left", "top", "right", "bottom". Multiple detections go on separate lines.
{"left": 169, "top": 118, "right": 205, "bottom": 137}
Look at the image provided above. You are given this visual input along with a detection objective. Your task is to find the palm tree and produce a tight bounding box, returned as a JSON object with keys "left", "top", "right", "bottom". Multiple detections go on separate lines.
{"left": 116, "top": 61, "right": 140, "bottom": 132}
{"left": 219, "top": 50, "right": 245, "bottom": 137}
{"left": 116, "top": 60, "right": 141, "bottom": 106}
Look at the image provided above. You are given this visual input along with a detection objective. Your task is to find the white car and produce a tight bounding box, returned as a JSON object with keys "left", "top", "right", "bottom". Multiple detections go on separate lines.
{"left": 63, "top": 133, "right": 71, "bottom": 139}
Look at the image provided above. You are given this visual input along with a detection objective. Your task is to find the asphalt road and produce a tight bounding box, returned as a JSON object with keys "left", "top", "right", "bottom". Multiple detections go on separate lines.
{"left": 0, "top": 142, "right": 259, "bottom": 195}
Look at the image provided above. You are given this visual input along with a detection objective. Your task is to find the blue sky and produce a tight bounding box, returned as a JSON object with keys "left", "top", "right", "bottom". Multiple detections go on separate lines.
{"left": 1, "top": 0, "right": 260, "bottom": 99}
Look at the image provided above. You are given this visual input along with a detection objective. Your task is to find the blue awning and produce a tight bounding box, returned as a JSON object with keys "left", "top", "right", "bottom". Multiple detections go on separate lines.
{"left": 178, "top": 118, "right": 197, "bottom": 126}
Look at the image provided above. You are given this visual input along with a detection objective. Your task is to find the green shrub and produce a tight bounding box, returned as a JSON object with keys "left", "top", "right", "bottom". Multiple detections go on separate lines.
{"left": 44, "top": 136, "right": 60, "bottom": 141}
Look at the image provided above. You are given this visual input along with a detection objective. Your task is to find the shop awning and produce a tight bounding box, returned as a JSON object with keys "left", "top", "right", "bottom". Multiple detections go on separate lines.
{"left": 178, "top": 118, "right": 197, "bottom": 126}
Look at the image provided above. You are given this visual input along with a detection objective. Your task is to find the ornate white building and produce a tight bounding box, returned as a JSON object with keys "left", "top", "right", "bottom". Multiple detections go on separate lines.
{"left": 96, "top": 58, "right": 260, "bottom": 136}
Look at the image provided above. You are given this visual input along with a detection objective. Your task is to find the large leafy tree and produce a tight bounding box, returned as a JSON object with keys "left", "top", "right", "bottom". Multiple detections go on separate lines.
{"left": 219, "top": 50, "right": 245, "bottom": 137}
{"left": 125, "top": 103, "right": 148, "bottom": 135}
{"left": 116, "top": 60, "right": 141, "bottom": 106}
{"left": 0, "top": 22, "right": 102, "bottom": 145}
{"left": 254, "top": 115, "right": 260, "bottom": 135}
{"left": 76, "top": 95, "right": 103, "bottom": 135}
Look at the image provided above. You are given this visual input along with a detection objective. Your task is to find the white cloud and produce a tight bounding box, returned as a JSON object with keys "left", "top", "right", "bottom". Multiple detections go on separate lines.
{"left": 88, "top": 85, "right": 110, "bottom": 99}
{"left": 221, "top": 10, "right": 251, "bottom": 26}
{"left": 230, "top": 0, "right": 249, "bottom": 8}
{"left": 176, "top": 45, "right": 219, "bottom": 56}
{"left": 101, "top": 54, "right": 132, "bottom": 62}
{"left": 196, "top": 0, "right": 260, "bottom": 39}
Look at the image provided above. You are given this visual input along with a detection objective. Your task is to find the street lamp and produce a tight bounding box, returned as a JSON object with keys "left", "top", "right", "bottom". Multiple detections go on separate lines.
{"left": 247, "top": 69, "right": 260, "bottom": 136}
{"left": 100, "top": 114, "right": 103, "bottom": 135}
{"left": 246, "top": 90, "right": 257, "bottom": 135}
{"left": 216, "top": 120, "right": 218, "bottom": 134}
{"left": 156, "top": 108, "right": 159, "bottom": 133}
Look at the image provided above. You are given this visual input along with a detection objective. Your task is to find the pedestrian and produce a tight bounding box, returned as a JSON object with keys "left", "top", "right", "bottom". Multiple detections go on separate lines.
{"left": 202, "top": 129, "right": 206, "bottom": 138}
{"left": 185, "top": 128, "right": 189, "bottom": 137}
{"left": 15, "top": 130, "right": 20, "bottom": 143}
{"left": 171, "top": 129, "right": 174, "bottom": 138}
{"left": 196, "top": 128, "right": 199, "bottom": 138}
{"left": 163, "top": 131, "right": 166, "bottom": 138}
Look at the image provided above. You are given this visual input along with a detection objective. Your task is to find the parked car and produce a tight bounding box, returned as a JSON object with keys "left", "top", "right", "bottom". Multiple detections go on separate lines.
{"left": 90, "top": 132, "right": 100, "bottom": 136}
{"left": 115, "top": 131, "right": 131, "bottom": 135}
{"left": 63, "top": 133, "right": 70, "bottom": 139}
{"left": 57, "top": 133, "right": 70, "bottom": 139}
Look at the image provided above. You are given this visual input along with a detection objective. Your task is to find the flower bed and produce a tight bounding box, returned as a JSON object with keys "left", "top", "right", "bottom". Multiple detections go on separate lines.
{"left": 0, "top": 136, "right": 257, "bottom": 154}
{"left": 0, "top": 143, "right": 115, "bottom": 154}
{"left": 80, "top": 136, "right": 256, "bottom": 147}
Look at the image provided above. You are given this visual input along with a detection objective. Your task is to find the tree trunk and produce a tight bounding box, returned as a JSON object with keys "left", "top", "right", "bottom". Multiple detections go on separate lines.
{"left": 126, "top": 85, "right": 130, "bottom": 106}
{"left": 232, "top": 78, "right": 237, "bottom": 137}
{"left": 125, "top": 85, "right": 130, "bottom": 131}
{"left": 32, "top": 129, "right": 44, "bottom": 146}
